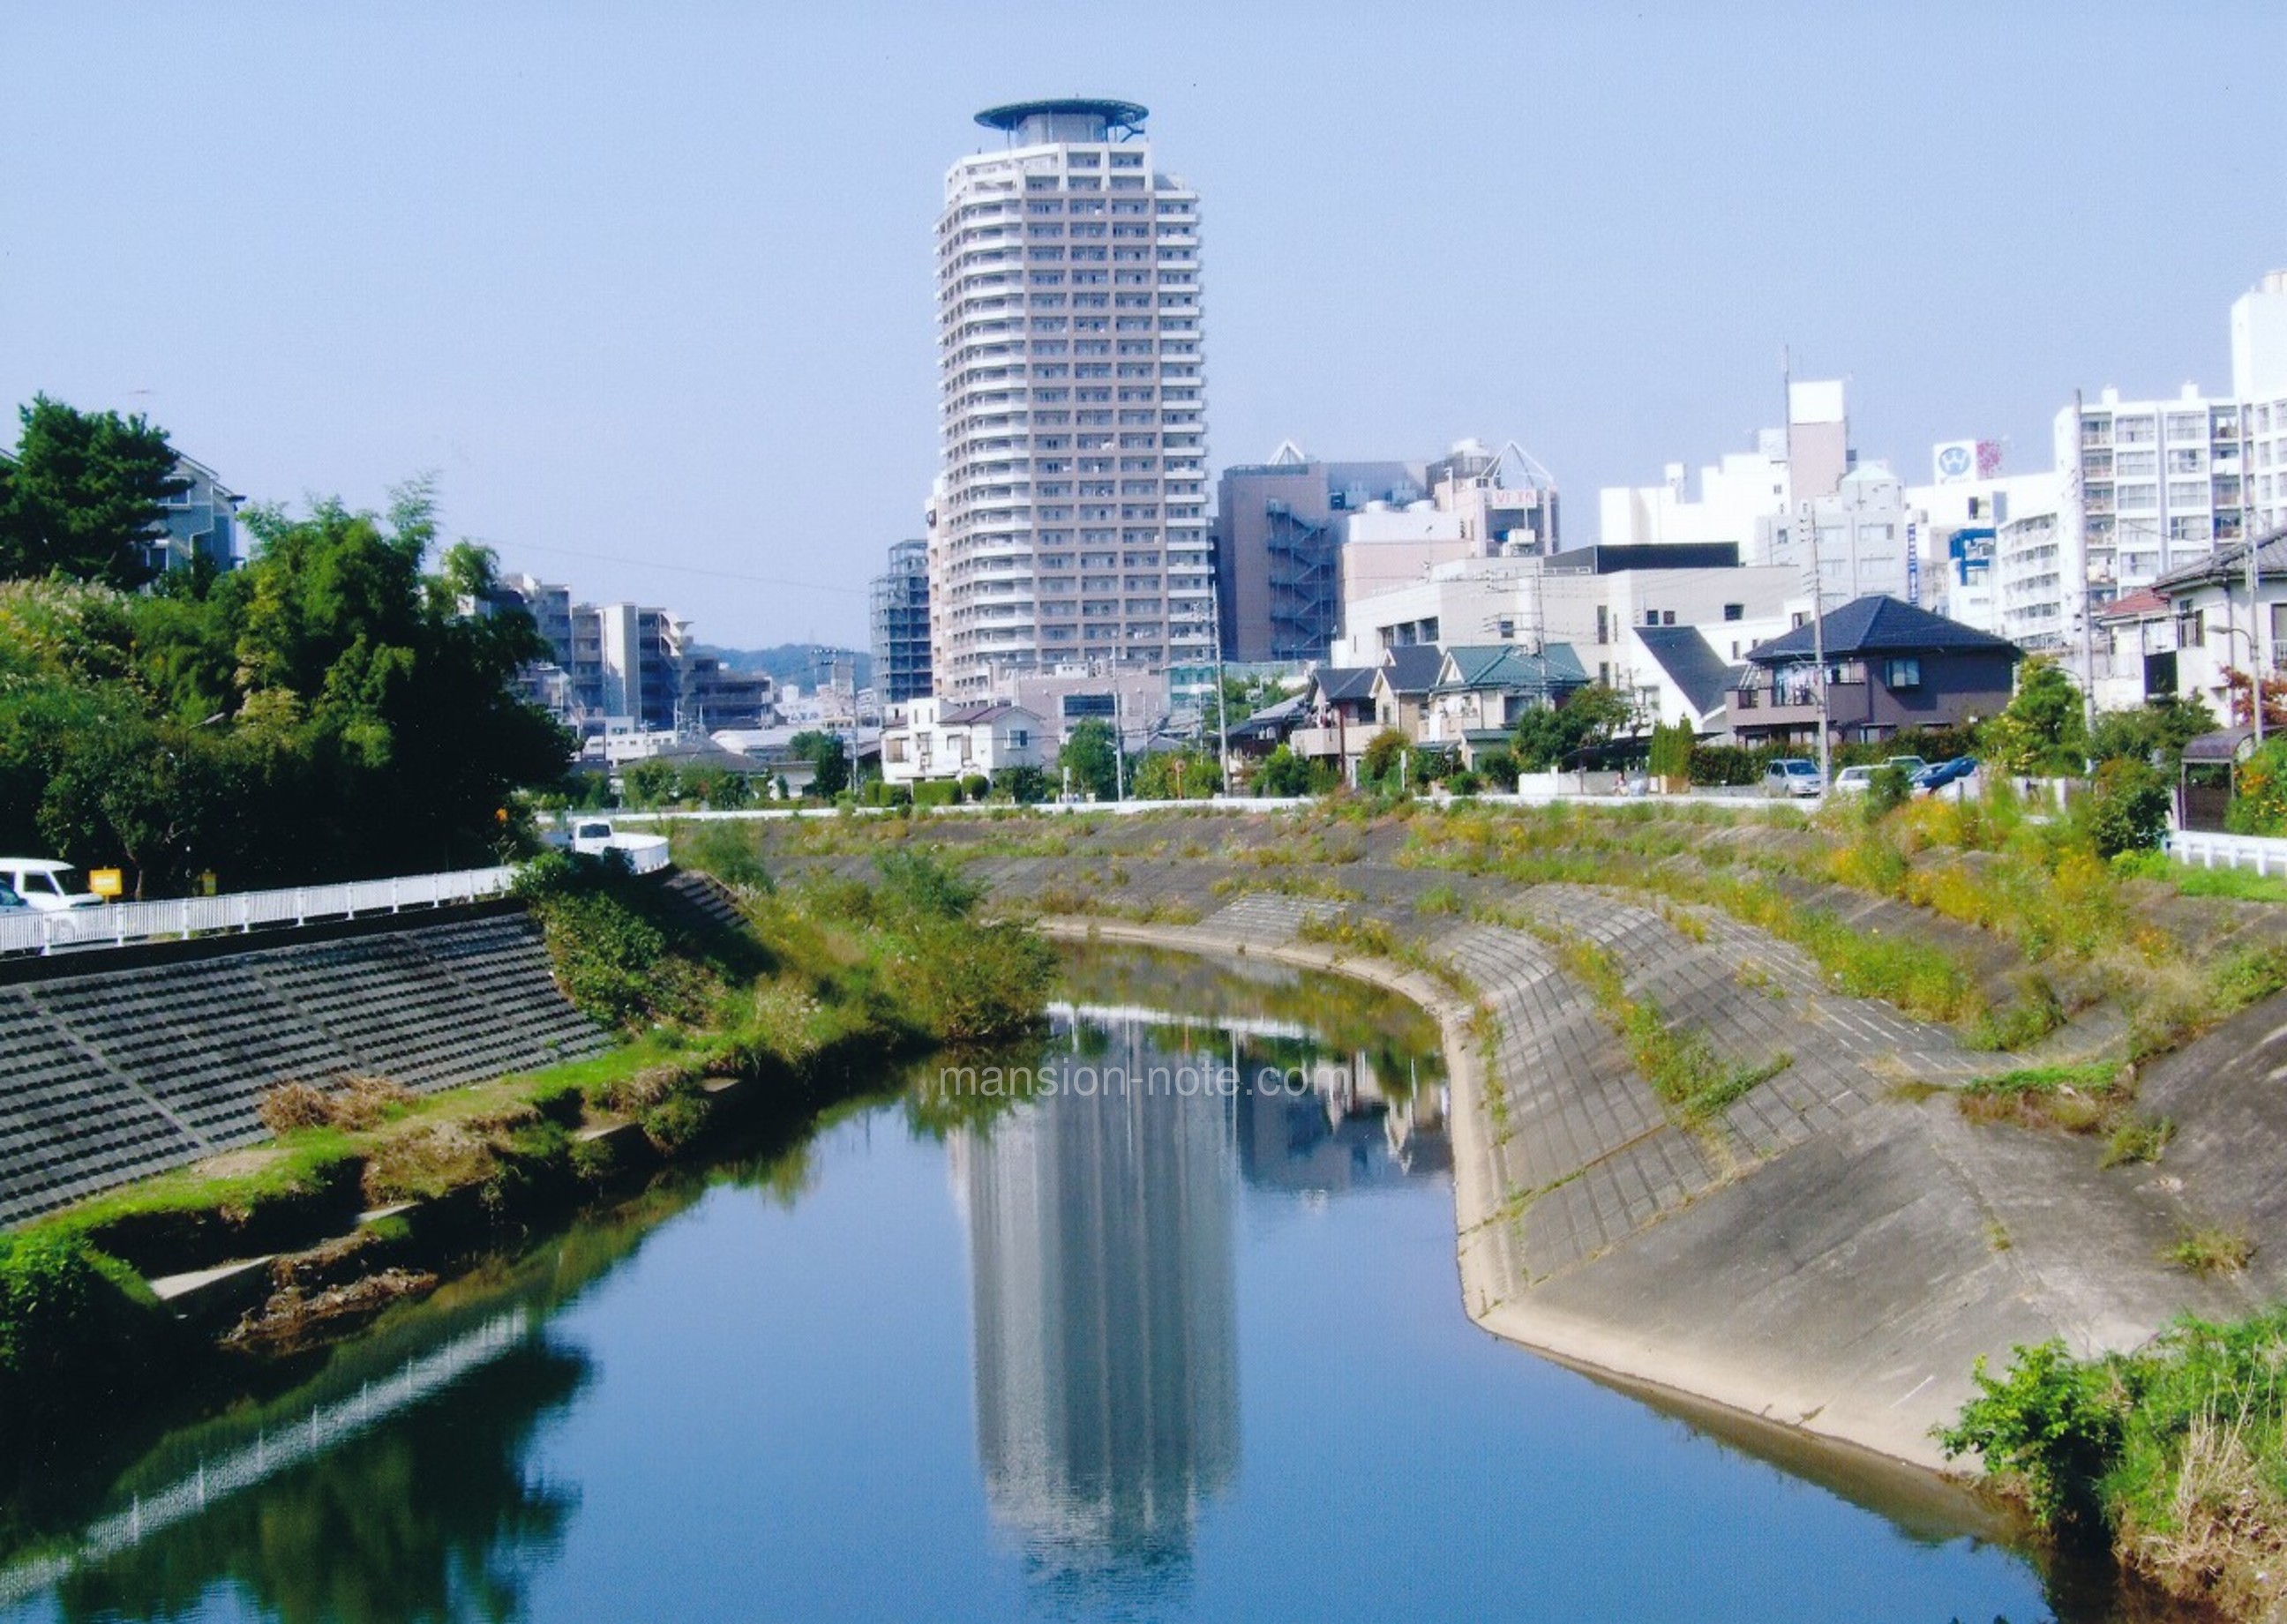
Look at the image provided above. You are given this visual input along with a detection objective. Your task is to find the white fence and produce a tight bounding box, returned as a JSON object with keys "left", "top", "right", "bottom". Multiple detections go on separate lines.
{"left": 0, "top": 865, "right": 520, "bottom": 958}
{"left": 2164, "top": 828, "right": 2287, "bottom": 877}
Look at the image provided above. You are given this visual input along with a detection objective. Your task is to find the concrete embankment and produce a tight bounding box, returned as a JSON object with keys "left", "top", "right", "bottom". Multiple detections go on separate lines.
{"left": 0, "top": 909, "right": 610, "bottom": 1224}
{"left": 1036, "top": 879, "right": 2266, "bottom": 1476}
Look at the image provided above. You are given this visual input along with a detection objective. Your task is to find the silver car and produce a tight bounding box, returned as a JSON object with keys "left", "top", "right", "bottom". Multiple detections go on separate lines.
{"left": 1761, "top": 759, "right": 1822, "bottom": 798}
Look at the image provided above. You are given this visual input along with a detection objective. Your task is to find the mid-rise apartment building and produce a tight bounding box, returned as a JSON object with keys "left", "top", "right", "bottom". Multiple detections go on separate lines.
{"left": 931, "top": 99, "right": 1211, "bottom": 696}
{"left": 870, "top": 538, "right": 933, "bottom": 704}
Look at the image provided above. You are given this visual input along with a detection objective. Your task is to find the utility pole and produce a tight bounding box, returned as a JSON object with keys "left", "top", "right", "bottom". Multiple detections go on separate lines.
{"left": 2072, "top": 391, "right": 2096, "bottom": 737}
{"left": 2247, "top": 398, "right": 2267, "bottom": 749}
{"left": 1807, "top": 507, "right": 1833, "bottom": 792}
{"left": 1113, "top": 687, "right": 1127, "bottom": 802}
{"left": 1209, "top": 571, "right": 1233, "bottom": 797}
{"left": 1786, "top": 345, "right": 1831, "bottom": 788}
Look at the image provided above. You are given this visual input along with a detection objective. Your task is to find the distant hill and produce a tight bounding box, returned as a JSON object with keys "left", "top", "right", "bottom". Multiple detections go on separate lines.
{"left": 699, "top": 643, "right": 873, "bottom": 690}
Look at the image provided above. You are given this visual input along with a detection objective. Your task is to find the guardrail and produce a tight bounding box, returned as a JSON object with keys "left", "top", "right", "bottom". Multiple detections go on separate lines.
{"left": 0, "top": 864, "right": 521, "bottom": 958}
{"left": 2164, "top": 828, "right": 2287, "bottom": 877}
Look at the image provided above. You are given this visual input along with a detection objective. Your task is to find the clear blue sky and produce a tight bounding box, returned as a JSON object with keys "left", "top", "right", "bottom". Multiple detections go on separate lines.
{"left": 4, "top": 1, "right": 2282, "bottom": 647}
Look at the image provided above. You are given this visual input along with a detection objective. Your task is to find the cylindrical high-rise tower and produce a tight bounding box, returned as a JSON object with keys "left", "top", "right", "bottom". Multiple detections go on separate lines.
{"left": 931, "top": 99, "right": 1210, "bottom": 698}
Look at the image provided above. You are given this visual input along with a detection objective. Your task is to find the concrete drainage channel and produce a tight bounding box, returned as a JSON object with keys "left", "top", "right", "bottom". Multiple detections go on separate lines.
{"left": 1037, "top": 887, "right": 2251, "bottom": 1478}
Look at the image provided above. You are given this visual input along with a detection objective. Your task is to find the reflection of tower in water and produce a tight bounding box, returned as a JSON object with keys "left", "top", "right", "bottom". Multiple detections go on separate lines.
{"left": 950, "top": 1022, "right": 1239, "bottom": 1592}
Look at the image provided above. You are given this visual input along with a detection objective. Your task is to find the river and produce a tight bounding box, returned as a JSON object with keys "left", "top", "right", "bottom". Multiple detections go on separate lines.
{"left": 0, "top": 945, "right": 2101, "bottom": 1622}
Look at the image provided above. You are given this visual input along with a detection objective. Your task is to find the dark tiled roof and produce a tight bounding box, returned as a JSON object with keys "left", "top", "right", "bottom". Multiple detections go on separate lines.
{"left": 1379, "top": 643, "right": 1447, "bottom": 695}
{"left": 1633, "top": 625, "right": 1734, "bottom": 715}
{"left": 2152, "top": 526, "right": 2287, "bottom": 593}
{"left": 1745, "top": 595, "right": 2019, "bottom": 664}
{"left": 1312, "top": 666, "right": 1378, "bottom": 703}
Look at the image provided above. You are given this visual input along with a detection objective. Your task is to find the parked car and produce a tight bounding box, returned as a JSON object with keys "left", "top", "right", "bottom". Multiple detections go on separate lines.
{"left": 0, "top": 884, "right": 26, "bottom": 910}
{"left": 1831, "top": 765, "right": 1878, "bottom": 795}
{"left": 1762, "top": 758, "right": 1823, "bottom": 798}
{"left": 1912, "top": 756, "right": 1979, "bottom": 795}
{"left": 1882, "top": 755, "right": 1929, "bottom": 780}
{"left": 0, "top": 858, "right": 103, "bottom": 911}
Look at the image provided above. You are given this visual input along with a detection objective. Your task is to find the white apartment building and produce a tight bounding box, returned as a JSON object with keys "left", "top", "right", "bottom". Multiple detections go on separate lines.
{"left": 930, "top": 99, "right": 1211, "bottom": 697}
{"left": 2036, "top": 383, "right": 2252, "bottom": 687}
{"left": 1764, "top": 464, "right": 1917, "bottom": 608}
{"left": 1902, "top": 446, "right": 2061, "bottom": 636}
{"left": 1597, "top": 378, "right": 1850, "bottom": 558}
{"left": 2235, "top": 270, "right": 2287, "bottom": 538}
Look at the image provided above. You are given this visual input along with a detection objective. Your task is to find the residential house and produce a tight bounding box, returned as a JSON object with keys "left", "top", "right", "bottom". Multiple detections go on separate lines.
{"left": 1368, "top": 645, "right": 1448, "bottom": 737}
{"left": 880, "top": 699, "right": 1047, "bottom": 787}
{"left": 1728, "top": 595, "right": 2020, "bottom": 748}
{"left": 1421, "top": 643, "right": 1590, "bottom": 765}
{"left": 1288, "top": 667, "right": 1381, "bottom": 777}
{"left": 1631, "top": 624, "right": 1743, "bottom": 734}
{"left": 2090, "top": 587, "right": 2178, "bottom": 710}
{"left": 2151, "top": 527, "right": 2287, "bottom": 722}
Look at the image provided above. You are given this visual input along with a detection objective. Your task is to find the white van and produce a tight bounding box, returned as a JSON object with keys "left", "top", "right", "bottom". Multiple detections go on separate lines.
{"left": 0, "top": 858, "right": 104, "bottom": 911}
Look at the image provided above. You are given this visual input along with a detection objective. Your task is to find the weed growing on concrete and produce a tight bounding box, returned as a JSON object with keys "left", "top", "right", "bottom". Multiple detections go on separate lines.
{"left": 2168, "top": 1226, "right": 2254, "bottom": 1275}
{"left": 2102, "top": 1116, "right": 2176, "bottom": 1169}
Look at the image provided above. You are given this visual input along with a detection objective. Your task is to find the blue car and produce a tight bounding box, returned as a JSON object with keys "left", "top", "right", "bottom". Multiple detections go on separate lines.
{"left": 1912, "top": 756, "right": 1977, "bottom": 794}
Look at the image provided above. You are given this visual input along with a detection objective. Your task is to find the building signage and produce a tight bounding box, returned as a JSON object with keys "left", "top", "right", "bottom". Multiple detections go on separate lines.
{"left": 1907, "top": 524, "right": 1922, "bottom": 606}
{"left": 1933, "top": 441, "right": 1976, "bottom": 484}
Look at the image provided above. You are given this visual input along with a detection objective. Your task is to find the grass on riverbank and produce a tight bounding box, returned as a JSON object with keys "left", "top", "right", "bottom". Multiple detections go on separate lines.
{"left": 1940, "top": 1310, "right": 2287, "bottom": 1620}
{"left": 0, "top": 844, "right": 1059, "bottom": 1450}
{"left": 1524, "top": 920, "right": 1790, "bottom": 1127}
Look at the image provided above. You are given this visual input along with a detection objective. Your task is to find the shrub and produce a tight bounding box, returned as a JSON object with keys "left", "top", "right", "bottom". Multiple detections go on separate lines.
{"left": 1864, "top": 763, "right": 1913, "bottom": 821}
{"left": 913, "top": 780, "right": 962, "bottom": 809}
{"left": 1937, "top": 1338, "right": 2130, "bottom": 1531}
{"left": 1360, "top": 730, "right": 1410, "bottom": 789}
{"left": 0, "top": 1231, "right": 166, "bottom": 1433}
{"left": 892, "top": 918, "right": 1055, "bottom": 1044}
{"left": 1647, "top": 720, "right": 1694, "bottom": 782}
{"left": 1474, "top": 749, "right": 1519, "bottom": 789}
{"left": 1255, "top": 745, "right": 1315, "bottom": 797}
{"left": 991, "top": 764, "right": 1050, "bottom": 805}
{"left": 2227, "top": 737, "right": 2287, "bottom": 835}
{"left": 681, "top": 820, "right": 773, "bottom": 892}
{"left": 2079, "top": 758, "right": 2172, "bottom": 857}
{"left": 961, "top": 773, "right": 991, "bottom": 804}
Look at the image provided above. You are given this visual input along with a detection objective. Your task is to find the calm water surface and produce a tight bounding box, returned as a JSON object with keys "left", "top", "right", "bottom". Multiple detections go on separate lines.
{"left": 0, "top": 947, "right": 2092, "bottom": 1622}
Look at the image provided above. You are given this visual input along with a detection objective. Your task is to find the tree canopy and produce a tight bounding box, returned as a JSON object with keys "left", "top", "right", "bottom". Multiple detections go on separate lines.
{"left": 1058, "top": 719, "right": 1120, "bottom": 801}
{"left": 0, "top": 395, "right": 186, "bottom": 588}
{"left": 0, "top": 482, "right": 569, "bottom": 895}
{"left": 1983, "top": 658, "right": 2088, "bottom": 777}
{"left": 1511, "top": 684, "right": 1633, "bottom": 771}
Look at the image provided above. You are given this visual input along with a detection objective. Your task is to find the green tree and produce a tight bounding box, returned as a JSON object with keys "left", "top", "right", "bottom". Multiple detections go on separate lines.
{"left": 1360, "top": 728, "right": 1411, "bottom": 789}
{"left": 1512, "top": 683, "right": 1632, "bottom": 771}
{"left": 1983, "top": 657, "right": 2088, "bottom": 776}
{"left": 621, "top": 759, "right": 680, "bottom": 808}
{"left": 1130, "top": 746, "right": 1218, "bottom": 800}
{"left": 0, "top": 394, "right": 186, "bottom": 587}
{"left": 2078, "top": 758, "right": 2172, "bottom": 857}
{"left": 788, "top": 730, "right": 849, "bottom": 798}
{"left": 1058, "top": 718, "right": 1121, "bottom": 801}
{"left": 2088, "top": 695, "right": 2218, "bottom": 775}
{"left": 0, "top": 482, "right": 569, "bottom": 891}
{"left": 1254, "top": 744, "right": 1313, "bottom": 797}
{"left": 991, "top": 764, "right": 1050, "bottom": 804}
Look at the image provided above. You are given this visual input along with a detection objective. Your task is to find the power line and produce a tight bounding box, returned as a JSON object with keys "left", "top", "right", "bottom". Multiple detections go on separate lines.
{"left": 495, "top": 539, "right": 866, "bottom": 595}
